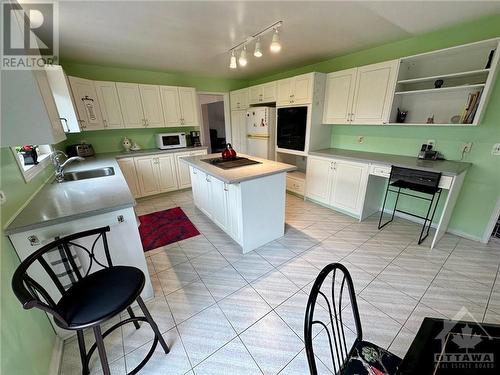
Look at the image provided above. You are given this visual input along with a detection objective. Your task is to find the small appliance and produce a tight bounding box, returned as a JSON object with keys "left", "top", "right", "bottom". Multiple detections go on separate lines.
{"left": 155, "top": 132, "right": 187, "bottom": 150}
{"left": 418, "top": 144, "right": 440, "bottom": 160}
{"left": 66, "top": 143, "right": 95, "bottom": 157}
{"left": 221, "top": 143, "right": 237, "bottom": 160}
{"left": 246, "top": 106, "right": 276, "bottom": 160}
{"left": 190, "top": 131, "right": 201, "bottom": 147}
{"left": 276, "top": 106, "right": 308, "bottom": 153}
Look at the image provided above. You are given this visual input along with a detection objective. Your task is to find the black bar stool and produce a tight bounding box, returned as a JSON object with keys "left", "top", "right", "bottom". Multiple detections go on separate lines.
{"left": 378, "top": 166, "right": 442, "bottom": 244}
{"left": 11, "top": 226, "right": 169, "bottom": 375}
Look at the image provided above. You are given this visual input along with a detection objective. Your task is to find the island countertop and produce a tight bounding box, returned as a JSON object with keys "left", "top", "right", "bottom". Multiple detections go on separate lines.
{"left": 181, "top": 153, "right": 297, "bottom": 183}
{"left": 309, "top": 148, "right": 471, "bottom": 176}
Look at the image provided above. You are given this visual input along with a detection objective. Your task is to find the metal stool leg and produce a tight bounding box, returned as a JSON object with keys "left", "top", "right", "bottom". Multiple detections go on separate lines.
{"left": 77, "top": 330, "right": 89, "bottom": 375}
{"left": 127, "top": 306, "right": 141, "bottom": 329}
{"left": 136, "top": 296, "right": 170, "bottom": 354}
{"left": 93, "top": 325, "right": 111, "bottom": 375}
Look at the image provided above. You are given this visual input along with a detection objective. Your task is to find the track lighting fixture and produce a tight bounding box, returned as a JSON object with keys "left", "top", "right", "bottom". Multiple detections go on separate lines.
{"left": 239, "top": 46, "right": 248, "bottom": 67}
{"left": 270, "top": 29, "right": 281, "bottom": 53}
{"left": 229, "top": 50, "right": 237, "bottom": 69}
{"left": 254, "top": 38, "right": 262, "bottom": 58}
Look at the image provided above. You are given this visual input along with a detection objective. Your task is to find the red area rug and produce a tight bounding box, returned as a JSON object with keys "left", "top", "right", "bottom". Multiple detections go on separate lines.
{"left": 138, "top": 207, "right": 200, "bottom": 252}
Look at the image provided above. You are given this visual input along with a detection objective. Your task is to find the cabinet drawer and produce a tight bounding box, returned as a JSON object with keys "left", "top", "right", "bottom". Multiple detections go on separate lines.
{"left": 370, "top": 164, "right": 391, "bottom": 178}
{"left": 286, "top": 177, "right": 305, "bottom": 195}
{"left": 438, "top": 175, "right": 453, "bottom": 190}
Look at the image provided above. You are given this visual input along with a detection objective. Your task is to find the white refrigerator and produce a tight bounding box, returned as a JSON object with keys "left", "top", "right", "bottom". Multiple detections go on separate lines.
{"left": 246, "top": 107, "right": 276, "bottom": 160}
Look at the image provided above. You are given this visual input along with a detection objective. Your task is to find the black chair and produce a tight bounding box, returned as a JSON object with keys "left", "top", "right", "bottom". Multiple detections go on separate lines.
{"left": 378, "top": 166, "right": 442, "bottom": 244}
{"left": 12, "top": 226, "right": 169, "bottom": 375}
{"left": 304, "top": 263, "right": 401, "bottom": 375}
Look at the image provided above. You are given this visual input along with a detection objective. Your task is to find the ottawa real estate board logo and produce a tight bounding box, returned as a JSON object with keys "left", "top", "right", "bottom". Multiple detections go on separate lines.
{"left": 1, "top": 1, "right": 58, "bottom": 69}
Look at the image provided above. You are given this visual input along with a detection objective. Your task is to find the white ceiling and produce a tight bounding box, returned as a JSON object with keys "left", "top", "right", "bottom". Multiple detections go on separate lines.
{"left": 58, "top": 1, "right": 500, "bottom": 79}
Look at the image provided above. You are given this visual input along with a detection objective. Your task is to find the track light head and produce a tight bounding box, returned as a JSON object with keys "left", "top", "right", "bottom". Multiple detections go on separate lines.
{"left": 270, "top": 29, "right": 281, "bottom": 53}
{"left": 239, "top": 46, "right": 248, "bottom": 67}
{"left": 229, "top": 50, "right": 237, "bottom": 69}
{"left": 254, "top": 38, "right": 262, "bottom": 58}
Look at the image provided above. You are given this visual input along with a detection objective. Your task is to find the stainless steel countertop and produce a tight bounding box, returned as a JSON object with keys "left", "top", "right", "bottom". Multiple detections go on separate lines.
{"left": 115, "top": 146, "right": 208, "bottom": 159}
{"left": 181, "top": 153, "right": 297, "bottom": 184}
{"left": 309, "top": 148, "right": 471, "bottom": 176}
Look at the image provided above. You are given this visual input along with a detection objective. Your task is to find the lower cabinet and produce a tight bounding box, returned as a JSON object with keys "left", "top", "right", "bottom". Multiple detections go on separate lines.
{"left": 175, "top": 150, "right": 208, "bottom": 189}
{"left": 306, "top": 156, "right": 368, "bottom": 217}
{"left": 117, "top": 158, "right": 140, "bottom": 198}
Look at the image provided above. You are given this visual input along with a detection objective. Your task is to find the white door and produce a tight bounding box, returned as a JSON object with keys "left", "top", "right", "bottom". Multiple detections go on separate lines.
{"left": 329, "top": 160, "right": 368, "bottom": 215}
{"left": 190, "top": 167, "right": 202, "bottom": 207}
{"left": 134, "top": 156, "right": 160, "bottom": 196}
{"left": 193, "top": 169, "right": 211, "bottom": 217}
{"left": 208, "top": 176, "right": 228, "bottom": 230}
{"left": 69, "top": 76, "right": 104, "bottom": 130}
{"left": 160, "top": 86, "right": 181, "bottom": 126}
{"left": 117, "top": 158, "right": 140, "bottom": 198}
{"left": 292, "top": 74, "right": 314, "bottom": 104}
{"left": 246, "top": 137, "right": 269, "bottom": 159}
{"left": 139, "top": 84, "right": 164, "bottom": 128}
{"left": 226, "top": 184, "right": 241, "bottom": 243}
{"left": 262, "top": 82, "right": 276, "bottom": 102}
{"left": 248, "top": 85, "right": 262, "bottom": 104}
{"left": 323, "top": 68, "right": 357, "bottom": 124}
{"left": 305, "top": 157, "right": 333, "bottom": 205}
{"left": 116, "top": 83, "right": 145, "bottom": 128}
{"left": 178, "top": 87, "right": 199, "bottom": 126}
{"left": 351, "top": 60, "right": 399, "bottom": 124}
{"left": 276, "top": 78, "right": 293, "bottom": 106}
{"left": 94, "top": 81, "right": 124, "bottom": 129}
{"left": 175, "top": 152, "right": 191, "bottom": 189}
{"left": 157, "top": 154, "right": 178, "bottom": 192}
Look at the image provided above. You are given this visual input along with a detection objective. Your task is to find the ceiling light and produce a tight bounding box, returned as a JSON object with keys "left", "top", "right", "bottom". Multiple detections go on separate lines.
{"left": 254, "top": 38, "right": 262, "bottom": 58}
{"left": 229, "top": 51, "right": 237, "bottom": 69}
{"left": 270, "top": 29, "right": 281, "bottom": 53}
{"left": 239, "top": 46, "right": 248, "bottom": 67}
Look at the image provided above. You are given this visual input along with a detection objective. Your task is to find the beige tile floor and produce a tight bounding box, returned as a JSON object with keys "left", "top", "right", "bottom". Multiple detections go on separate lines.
{"left": 59, "top": 190, "right": 500, "bottom": 375}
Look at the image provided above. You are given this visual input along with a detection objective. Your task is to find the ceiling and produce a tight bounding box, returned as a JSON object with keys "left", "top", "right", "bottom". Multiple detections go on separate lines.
{"left": 58, "top": 1, "right": 500, "bottom": 79}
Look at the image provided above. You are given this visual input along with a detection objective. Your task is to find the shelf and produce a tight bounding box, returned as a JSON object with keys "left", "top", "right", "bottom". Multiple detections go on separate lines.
{"left": 394, "top": 84, "right": 485, "bottom": 95}
{"left": 385, "top": 123, "right": 476, "bottom": 127}
{"left": 397, "top": 69, "right": 490, "bottom": 84}
{"left": 288, "top": 170, "right": 306, "bottom": 180}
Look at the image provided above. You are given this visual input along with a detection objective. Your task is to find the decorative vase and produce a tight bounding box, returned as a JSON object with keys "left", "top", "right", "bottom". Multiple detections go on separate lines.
{"left": 122, "top": 137, "right": 132, "bottom": 152}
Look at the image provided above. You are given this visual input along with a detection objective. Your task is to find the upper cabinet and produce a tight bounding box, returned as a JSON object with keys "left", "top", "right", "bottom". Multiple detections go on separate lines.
{"left": 276, "top": 73, "right": 315, "bottom": 106}
{"left": 94, "top": 81, "right": 124, "bottom": 129}
{"left": 160, "top": 86, "right": 199, "bottom": 127}
{"left": 322, "top": 60, "right": 398, "bottom": 125}
{"left": 248, "top": 82, "right": 276, "bottom": 104}
{"left": 178, "top": 87, "right": 200, "bottom": 126}
{"left": 68, "top": 76, "right": 105, "bottom": 131}
{"left": 138, "top": 84, "right": 165, "bottom": 128}
{"left": 230, "top": 88, "right": 249, "bottom": 110}
{"left": 116, "top": 83, "right": 145, "bottom": 128}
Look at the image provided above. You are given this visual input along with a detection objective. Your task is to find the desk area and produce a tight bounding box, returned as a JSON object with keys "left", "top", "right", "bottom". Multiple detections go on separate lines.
{"left": 305, "top": 148, "right": 471, "bottom": 249}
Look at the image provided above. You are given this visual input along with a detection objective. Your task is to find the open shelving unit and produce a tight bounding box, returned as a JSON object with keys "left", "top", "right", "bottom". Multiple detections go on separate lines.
{"left": 390, "top": 38, "right": 500, "bottom": 126}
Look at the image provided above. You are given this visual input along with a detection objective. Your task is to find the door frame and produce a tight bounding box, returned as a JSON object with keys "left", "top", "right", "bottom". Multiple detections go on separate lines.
{"left": 197, "top": 91, "right": 231, "bottom": 151}
{"left": 483, "top": 195, "right": 500, "bottom": 243}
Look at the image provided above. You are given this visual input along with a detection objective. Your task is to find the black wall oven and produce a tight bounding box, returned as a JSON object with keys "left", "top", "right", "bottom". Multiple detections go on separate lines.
{"left": 276, "top": 106, "right": 308, "bottom": 152}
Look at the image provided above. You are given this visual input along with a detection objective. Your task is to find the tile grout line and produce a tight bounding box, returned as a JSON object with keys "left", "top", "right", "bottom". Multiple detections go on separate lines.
{"left": 482, "top": 261, "right": 500, "bottom": 322}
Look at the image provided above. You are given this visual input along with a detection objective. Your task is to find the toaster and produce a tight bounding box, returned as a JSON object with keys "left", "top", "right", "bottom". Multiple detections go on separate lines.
{"left": 66, "top": 143, "right": 95, "bottom": 157}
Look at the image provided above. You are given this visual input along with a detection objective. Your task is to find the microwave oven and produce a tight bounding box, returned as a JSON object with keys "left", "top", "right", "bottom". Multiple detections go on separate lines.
{"left": 155, "top": 132, "right": 187, "bottom": 149}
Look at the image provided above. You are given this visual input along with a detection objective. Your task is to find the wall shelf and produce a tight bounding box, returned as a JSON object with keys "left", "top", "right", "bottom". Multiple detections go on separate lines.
{"left": 394, "top": 84, "right": 485, "bottom": 95}
{"left": 396, "top": 69, "right": 490, "bottom": 84}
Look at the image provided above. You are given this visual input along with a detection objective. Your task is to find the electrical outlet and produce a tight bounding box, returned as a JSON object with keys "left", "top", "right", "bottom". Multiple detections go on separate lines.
{"left": 0, "top": 191, "right": 6, "bottom": 205}
{"left": 462, "top": 142, "right": 473, "bottom": 153}
{"left": 492, "top": 143, "right": 500, "bottom": 156}
{"left": 358, "top": 136, "right": 364, "bottom": 144}
{"left": 427, "top": 139, "right": 436, "bottom": 148}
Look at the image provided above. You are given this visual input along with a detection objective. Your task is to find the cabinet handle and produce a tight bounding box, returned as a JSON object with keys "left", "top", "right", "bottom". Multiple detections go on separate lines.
{"left": 103, "top": 119, "right": 108, "bottom": 127}
{"left": 193, "top": 170, "right": 197, "bottom": 175}
{"left": 79, "top": 120, "right": 86, "bottom": 129}
{"left": 206, "top": 177, "right": 210, "bottom": 182}
{"left": 27, "top": 235, "right": 40, "bottom": 246}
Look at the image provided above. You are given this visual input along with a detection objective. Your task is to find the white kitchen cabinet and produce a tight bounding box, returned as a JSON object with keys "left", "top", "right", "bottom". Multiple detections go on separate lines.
{"left": 94, "top": 81, "right": 124, "bottom": 129}
{"left": 190, "top": 167, "right": 211, "bottom": 216}
{"left": 134, "top": 156, "right": 161, "bottom": 196}
{"left": 175, "top": 149, "right": 208, "bottom": 189}
{"left": 276, "top": 73, "right": 314, "bottom": 106}
{"left": 351, "top": 60, "right": 399, "bottom": 124}
{"left": 157, "top": 154, "right": 178, "bottom": 193}
{"left": 160, "top": 86, "right": 199, "bottom": 126}
{"left": 116, "top": 83, "right": 145, "bottom": 128}
{"left": 206, "top": 175, "right": 229, "bottom": 230}
{"left": 178, "top": 87, "right": 199, "bottom": 126}
{"left": 69, "top": 76, "right": 104, "bottom": 131}
{"left": 117, "top": 158, "right": 140, "bottom": 198}
{"left": 248, "top": 82, "right": 276, "bottom": 104}
{"left": 230, "top": 110, "right": 247, "bottom": 153}
{"left": 139, "top": 84, "right": 165, "bottom": 128}
{"left": 160, "top": 86, "right": 181, "bottom": 126}
{"left": 329, "top": 159, "right": 369, "bottom": 215}
{"left": 305, "top": 156, "right": 333, "bottom": 205}
{"left": 323, "top": 68, "right": 357, "bottom": 124}
{"left": 230, "top": 88, "right": 249, "bottom": 110}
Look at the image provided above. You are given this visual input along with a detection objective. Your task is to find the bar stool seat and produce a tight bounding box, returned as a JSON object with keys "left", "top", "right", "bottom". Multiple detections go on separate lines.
{"left": 55, "top": 266, "right": 144, "bottom": 329}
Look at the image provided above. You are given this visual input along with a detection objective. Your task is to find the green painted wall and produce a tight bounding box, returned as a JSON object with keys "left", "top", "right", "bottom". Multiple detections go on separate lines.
{"left": 1, "top": 148, "right": 56, "bottom": 375}
{"left": 249, "top": 14, "right": 500, "bottom": 240}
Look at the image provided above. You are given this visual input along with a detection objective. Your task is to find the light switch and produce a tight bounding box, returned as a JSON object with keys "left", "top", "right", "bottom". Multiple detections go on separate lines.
{"left": 492, "top": 143, "right": 500, "bottom": 156}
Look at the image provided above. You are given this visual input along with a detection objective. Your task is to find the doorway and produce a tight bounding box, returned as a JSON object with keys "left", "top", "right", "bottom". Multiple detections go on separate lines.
{"left": 198, "top": 93, "right": 229, "bottom": 153}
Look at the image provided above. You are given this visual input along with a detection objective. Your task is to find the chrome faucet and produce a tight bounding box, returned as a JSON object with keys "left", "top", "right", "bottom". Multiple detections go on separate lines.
{"left": 51, "top": 151, "right": 85, "bottom": 182}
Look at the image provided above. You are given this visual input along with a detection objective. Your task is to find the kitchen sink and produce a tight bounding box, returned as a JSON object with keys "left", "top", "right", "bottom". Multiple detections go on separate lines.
{"left": 62, "top": 167, "right": 115, "bottom": 181}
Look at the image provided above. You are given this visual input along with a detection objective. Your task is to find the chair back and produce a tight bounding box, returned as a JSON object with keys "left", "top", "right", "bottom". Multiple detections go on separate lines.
{"left": 389, "top": 166, "right": 441, "bottom": 193}
{"left": 304, "top": 263, "right": 363, "bottom": 374}
{"left": 11, "top": 226, "right": 112, "bottom": 328}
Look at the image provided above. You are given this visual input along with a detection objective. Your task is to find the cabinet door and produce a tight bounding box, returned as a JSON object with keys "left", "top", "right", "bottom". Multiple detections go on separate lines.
{"left": 69, "top": 76, "right": 104, "bottom": 131}
{"left": 305, "top": 157, "right": 333, "bottom": 205}
{"left": 160, "top": 86, "right": 182, "bottom": 126}
{"left": 248, "top": 85, "right": 262, "bottom": 104}
{"left": 175, "top": 152, "right": 191, "bottom": 189}
{"left": 178, "top": 87, "right": 199, "bottom": 126}
{"left": 323, "top": 69, "right": 357, "bottom": 124}
{"left": 226, "top": 183, "right": 241, "bottom": 243}
{"left": 351, "top": 60, "right": 398, "bottom": 124}
{"left": 134, "top": 156, "right": 160, "bottom": 196}
{"left": 116, "top": 83, "right": 145, "bottom": 128}
{"left": 329, "top": 160, "right": 368, "bottom": 215}
{"left": 191, "top": 168, "right": 211, "bottom": 216}
{"left": 94, "top": 81, "right": 124, "bottom": 129}
{"left": 276, "top": 78, "right": 293, "bottom": 106}
{"left": 208, "top": 176, "right": 228, "bottom": 230}
{"left": 157, "top": 154, "right": 178, "bottom": 192}
{"left": 139, "top": 84, "right": 164, "bottom": 128}
{"left": 262, "top": 82, "right": 276, "bottom": 103}
{"left": 230, "top": 89, "right": 248, "bottom": 110}
{"left": 292, "top": 74, "right": 314, "bottom": 104}
{"left": 230, "top": 110, "right": 247, "bottom": 153}
{"left": 117, "top": 158, "right": 140, "bottom": 197}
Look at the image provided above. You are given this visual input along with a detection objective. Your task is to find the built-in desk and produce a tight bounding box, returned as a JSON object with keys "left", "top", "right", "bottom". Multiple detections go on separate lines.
{"left": 306, "top": 148, "right": 471, "bottom": 249}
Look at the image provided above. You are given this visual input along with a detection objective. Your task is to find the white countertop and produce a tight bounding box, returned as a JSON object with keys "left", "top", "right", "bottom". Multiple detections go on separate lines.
{"left": 181, "top": 153, "right": 297, "bottom": 184}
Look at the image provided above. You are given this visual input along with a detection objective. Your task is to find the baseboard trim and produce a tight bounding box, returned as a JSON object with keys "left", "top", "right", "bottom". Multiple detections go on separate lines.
{"left": 447, "top": 228, "right": 482, "bottom": 243}
{"left": 49, "top": 337, "right": 63, "bottom": 375}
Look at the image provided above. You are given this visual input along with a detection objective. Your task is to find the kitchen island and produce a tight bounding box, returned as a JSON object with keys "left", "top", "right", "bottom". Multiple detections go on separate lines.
{"left": 181, "top": 153, "right": 296, "bottom": 253}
